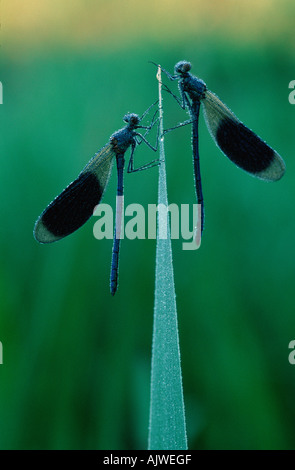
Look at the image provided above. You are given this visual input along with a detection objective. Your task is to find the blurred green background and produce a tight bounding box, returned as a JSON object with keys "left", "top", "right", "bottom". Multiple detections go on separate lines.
{"left": 1, "top": 0, "right": 295, "bottom": 450}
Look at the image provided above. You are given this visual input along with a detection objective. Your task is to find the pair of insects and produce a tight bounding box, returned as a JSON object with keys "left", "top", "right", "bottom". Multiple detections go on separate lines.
{"left": 34, "top": 61, "right": 285, "bottom": 295}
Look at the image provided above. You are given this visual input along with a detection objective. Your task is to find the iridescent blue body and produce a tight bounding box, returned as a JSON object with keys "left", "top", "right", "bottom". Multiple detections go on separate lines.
{"left": 34, "top": 110, "right": 159, "bottom": 295}
{"left": 163, "top": 60, "right": 285, "bottom": 238}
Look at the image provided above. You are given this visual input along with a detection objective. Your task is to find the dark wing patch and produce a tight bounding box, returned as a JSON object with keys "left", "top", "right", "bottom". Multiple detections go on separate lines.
{"left": 37, "top": 172, "right": 103, "bottom": 240}
{"left": 202, "top": 90, "right": 285, "bottom": 181}
{"left": 216, "top": 118, "right": 275, "bottom": 173}
{"left": 34, "top": 144, "right": 114, "bottom": 243}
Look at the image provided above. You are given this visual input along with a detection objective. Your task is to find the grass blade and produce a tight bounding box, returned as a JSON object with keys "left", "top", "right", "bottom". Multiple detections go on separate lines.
{"left": 148, "top": 66, "right": 188, "bottom": 450}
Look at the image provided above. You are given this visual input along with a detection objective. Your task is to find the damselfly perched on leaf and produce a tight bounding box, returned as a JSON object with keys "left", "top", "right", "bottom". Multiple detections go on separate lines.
{"left": 34, "top": 104, "right": 159, "bottom": 295}
{"left": 155, "top": 60, "right": 285, "bottom": 243}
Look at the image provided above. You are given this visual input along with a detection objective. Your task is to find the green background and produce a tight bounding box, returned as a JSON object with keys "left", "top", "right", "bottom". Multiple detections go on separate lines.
{"left": 1, "top": 0, "right": 295, "bottom": 449}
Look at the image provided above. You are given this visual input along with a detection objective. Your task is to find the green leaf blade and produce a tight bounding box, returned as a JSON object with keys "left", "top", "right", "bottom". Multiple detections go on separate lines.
{"left": 148, "top": 67, "right": 187, "bottom": 451}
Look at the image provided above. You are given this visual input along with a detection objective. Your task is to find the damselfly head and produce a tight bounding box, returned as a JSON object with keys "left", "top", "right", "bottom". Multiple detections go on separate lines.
{"left": 123, "top": 113, "right": 140, "bottom": 127}
{"left": 175, "top": 61, "right": 191, "bottom": 75}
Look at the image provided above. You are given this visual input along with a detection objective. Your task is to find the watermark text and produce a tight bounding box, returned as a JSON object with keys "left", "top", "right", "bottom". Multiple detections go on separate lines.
{"left": 288, "top": 80, "right": 295, "bottom": 104}
{"left": 93, "top": 197, "right": 201, "bottom": 250}
{"left": 288, "top": 340, "right": 295, "bottom": 364}
{"left": 102, "top": 453, "right": 192, "bottom": 466}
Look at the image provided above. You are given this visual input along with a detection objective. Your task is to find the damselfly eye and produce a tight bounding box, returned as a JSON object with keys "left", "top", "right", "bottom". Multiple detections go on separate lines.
{"left": 124, "top": 113, "right": 139, "bottom": 125}
{"left": 175, "top": 61, "right": 192, "bottom": 74}
{"left": 131, "top": 115, "right": 140, "bottom": 125}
